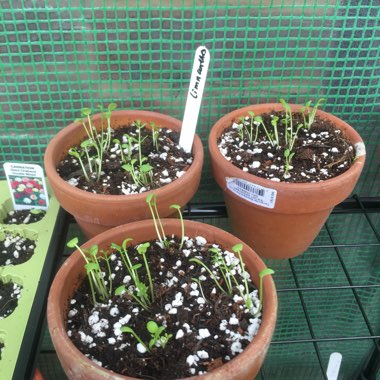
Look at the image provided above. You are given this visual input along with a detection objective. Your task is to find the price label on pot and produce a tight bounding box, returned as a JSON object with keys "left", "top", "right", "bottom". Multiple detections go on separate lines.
{"left": 226, "top": 177, "right": 277, "bottom": 209}
{"left": 354, "top": 142, "right": 366, "bottom": 157}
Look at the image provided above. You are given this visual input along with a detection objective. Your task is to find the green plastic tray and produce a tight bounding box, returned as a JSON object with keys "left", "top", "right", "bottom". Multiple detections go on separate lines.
{"left": 0, "top": 179, "right": 60, "bottom": 379}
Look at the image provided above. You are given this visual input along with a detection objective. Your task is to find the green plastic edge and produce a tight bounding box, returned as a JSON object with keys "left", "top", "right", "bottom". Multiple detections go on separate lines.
{"left": 0, "top": 179, "right": 60, "bottom": 379}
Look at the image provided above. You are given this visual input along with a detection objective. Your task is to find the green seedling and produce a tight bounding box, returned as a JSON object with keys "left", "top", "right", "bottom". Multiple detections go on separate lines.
{"left": 258, "top": 268, "right": 275, "bottom": 314}
{"left": 301, "top": 98, "right": 325, "bottom": 129}
{"left": 111, "top": 238, "right": 151, "bottom": 310}
{"left": 279, "top": 98, "right": 293, "bottom": 146}
{"left": 288, "top": 123, "right": 304, "bottom": 152}
{"left": 238, "top": 116, "right": 250, "bottom": 143}
{"left": 169, "top": 204, "right": 185, "bottom": 250}
{"left": 68, "top": 148, "right": 90, "bottom": 182}
{"left": 147, "top": 321, "right": 172, "bottom": 349}
{"left": 137, "top": 242, "right": 154, "bottom": 301}
{"left": 284, "top": 148, "right": 295, "bottom": 176}
{"left": 189, "top": 256, "right": 226, "bottom": 295}
{"left": 114, "top": 283, "right": 150, "bottom": 310}
{"left": 112, "top": 138, "right": 125, "bottom": 163}
{"left": 150, "top": 122, "right": 160, "bottom": 151}
{"left": 254, "top": 115, "right": 277, "bottom": 147}
{"left": 103, "top": 102, "right": 117, "bottom": 150}
{"left": 67, "top": 237, "right": 111, "bottom": 304}
{"left": 122, "top": 158, "right": 154, "bottom": 188}
{"left": 236, "top": 119, "right": 245, "bottom": 141}
{"left": 126, "top": 133, "right": 135, "bottom": 161}
{"left": 121, "top": 321, "right": 172, "bottom": 353}
{"left": 146, "top": 194, "right": 168, "bottom": 247}
{"left": 134, "top": 120, "right": 148, "bottom": 167}
{"left": 191, "top": 277, "right": 208, "bottom": 303}
{"left": 232, "top": 243, "right": 253, "bottom": 310}
{"left": 190, "top": 243, "right": 257, "bottom": 311}
{"left": 209, "top": 246, "right": 233, "bottom": 295}
{"left": 270, "top": 116, "right": 280, "bottom": 146}
{"left": 72, "top": 103, "right": 117, "bottom": 183}
{"left": 121, "top": 326, "right": 149, "bottom": 352}
{"left": 247, "top": 112, "right": 254, "bottom": 143}
{"left": 248, "top": 111, "right": 260, "bottom": 143}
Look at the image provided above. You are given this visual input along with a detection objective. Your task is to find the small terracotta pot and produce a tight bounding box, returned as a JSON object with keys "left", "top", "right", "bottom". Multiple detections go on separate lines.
{"left": 47, "top": 219, "right": 277, "bottom": 380}
{"left": 44, "top": 110, "right": 204, "bottom": 238}
{"left": 209, "top": 103, "right": 366, "bottom": 259}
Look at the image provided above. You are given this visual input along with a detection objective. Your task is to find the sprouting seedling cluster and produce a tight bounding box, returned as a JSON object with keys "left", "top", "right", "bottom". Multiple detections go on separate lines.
{"left": 67, "top": 195, "right": 274, "bottom": 355}
{"left": 236, "top": 98, "right": 325, "bottom": 176}
{"left": 69, "top": 105, "right": 163, "bottom": 187}
{"left": 121, "top": 120, "right": 156, "bottom": 188}
{"left": 66, "top": 194, "right": 185, "bottom": 308}
{"left": 67, "top": 237, "right": 112, "bottom": 305}
{"left": 69, "top": 103, "right": 117, "bottom": 183}
{"left": 146, "top": 193, "right": 185, "bottom": 250}
{"left": 190, "top": 242, "right": 274, "bottom": 312}
{"left": 112, "top": 239, "right": 153, "bottom": 310}
{"left": 121, "top": 320, "right": 172, "bottom": 353}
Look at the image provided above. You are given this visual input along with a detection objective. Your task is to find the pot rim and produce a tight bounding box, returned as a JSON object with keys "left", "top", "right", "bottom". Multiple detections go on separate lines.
{"left": 44, "top": 109, "right": 204, "bottom": 202}
{"left": 208, "top": 103, "right": 366, "bottom": 192}
{"left": 47, "top": 218, "right": 277, "bottom": 380}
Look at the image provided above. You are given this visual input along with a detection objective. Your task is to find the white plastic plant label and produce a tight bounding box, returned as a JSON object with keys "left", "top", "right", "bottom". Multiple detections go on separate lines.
{"left": 354, "top": 142, "right": 366, "bottom": 157}
{"left": 326, "top": 352, "right": 342, "bottom": 380}
{"left": 3, "top": 163, "right": 49, "bottom": 210}
{"left": 179, "top": 46, "right": 210, "bottom": 153}
{"left": 226, "top": 177, "right": 277, "bottom": 209}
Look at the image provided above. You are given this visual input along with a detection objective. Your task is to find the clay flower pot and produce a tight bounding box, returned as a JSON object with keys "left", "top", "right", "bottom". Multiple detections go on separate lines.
{"left": 47, "top": 219, "right": 277, "bottom": 380}
{"left": 44, "top": 110, "right": 204, "bottom": 238}
{"left": 209, "top": 103, "right": 366, "bottom": 259}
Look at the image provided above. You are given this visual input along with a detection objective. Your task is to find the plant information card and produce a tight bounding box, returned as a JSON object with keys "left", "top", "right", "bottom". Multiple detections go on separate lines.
{"left": 3, "top": 163, "right": 49, "bottom": 210}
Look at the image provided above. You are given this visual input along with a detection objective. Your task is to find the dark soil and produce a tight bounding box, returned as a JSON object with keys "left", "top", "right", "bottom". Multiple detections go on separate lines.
{"left": 0, "top": 279, "right": 22, "bottom": 319}
{"left": 218, "top": 111, "right": 355, "bottom": 183}
{"left": 57, "top": 124, "right": 193, "bottom": 195}
{"left": 67, "top": 236, "right": 262, "bottom": 379}
{"left": 0, "top": 232, "right": 36, "bottom": 266}
{"left": 3, "top": 209, "right": 46, "bottom": 225}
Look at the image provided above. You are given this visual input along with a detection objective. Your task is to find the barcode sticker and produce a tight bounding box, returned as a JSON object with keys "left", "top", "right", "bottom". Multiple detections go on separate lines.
{"left": 226, "top": 177, "right": 277, "bottom": 209}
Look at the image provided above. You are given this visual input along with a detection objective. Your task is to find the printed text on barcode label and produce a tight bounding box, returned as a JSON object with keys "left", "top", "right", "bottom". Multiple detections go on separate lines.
{"left": 226, "top": 177, "right": 277, "bottom": 209}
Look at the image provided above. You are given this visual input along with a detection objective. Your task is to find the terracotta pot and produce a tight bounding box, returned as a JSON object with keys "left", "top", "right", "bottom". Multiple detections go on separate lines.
{"left": 209, "top": 103, "right": 366, "bottom": 259}
{"left": 44, "top": 110, "right": 204, "bottom": 238}
{"left": 47, "top": 219, "right": 277, "bottom": 380}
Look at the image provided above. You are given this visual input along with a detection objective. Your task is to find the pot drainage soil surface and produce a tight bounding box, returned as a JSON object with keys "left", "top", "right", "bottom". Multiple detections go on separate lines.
{"left": 4, "top": 210, "right": 46, "bottom": 225}
{"left": 68, "top": 236, "right": 262, "bottom": 379}
{"left": 57, "top": 125, "right": 193, "bottom": 195}
{"left": 219, "top": 111, "right": 355, "bottom": 183}
{"left": 0, "top": 233, "right": 36, "bottom": 266}
{"left": 0, "top": 280, "right": 22, "bottom": 319}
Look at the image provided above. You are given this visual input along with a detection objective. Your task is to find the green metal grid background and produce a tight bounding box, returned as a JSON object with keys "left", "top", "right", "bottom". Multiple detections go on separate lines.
{"left": 0, "top": 0, "right": 379, "bottom": 199}
{"left": 0, "top": 1, "right": 379, "bottom": 379}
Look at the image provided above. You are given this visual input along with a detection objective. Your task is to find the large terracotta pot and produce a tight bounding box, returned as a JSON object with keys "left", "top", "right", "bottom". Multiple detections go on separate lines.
{"left": 44, "top": 110, "right": 204, "bottom": 238}
{"left": 47, "top": 219, "right": 277, "bottom": 380}
{"left": 209, "top": 103, "right": 366, "bottom": 259}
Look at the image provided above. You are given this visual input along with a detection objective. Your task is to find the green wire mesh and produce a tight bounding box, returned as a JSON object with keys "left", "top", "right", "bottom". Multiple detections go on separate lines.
{"left": 1, "top": 1, "right": 379, "bottom": 379}
{"left": 0, "top": 1, "right": 379, "bottom": 198}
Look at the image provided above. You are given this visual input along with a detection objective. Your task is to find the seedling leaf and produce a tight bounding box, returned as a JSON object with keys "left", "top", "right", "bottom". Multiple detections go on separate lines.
{"left": 108, "top": 102, "right": 117, "bottom": 111}
{"left": 84, "top": 262, "right": 98, "bottom": 273}
{"left": 232, "top": 243, "right": 243, "bottom": 253}
{"left": 147, "top": 321, "right": 158, "bottom": 334}
{"left": 67, "top": 237, "right": 79, "bottom": 248}
{"left": 115, "top": 285, "right": 126, "bottom": 296}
